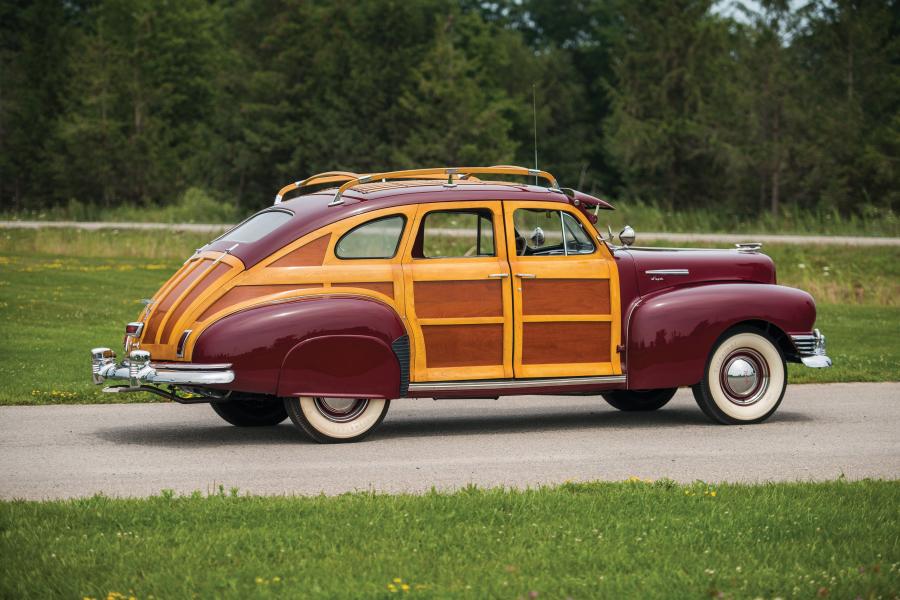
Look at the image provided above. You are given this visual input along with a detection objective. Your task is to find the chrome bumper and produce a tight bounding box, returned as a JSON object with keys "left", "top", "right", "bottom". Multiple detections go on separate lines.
{"left": 790, "top": 329, "right": 832, "bottom": 368}
{"left": 91, "top": 348, "right": 235, "bottom": 387}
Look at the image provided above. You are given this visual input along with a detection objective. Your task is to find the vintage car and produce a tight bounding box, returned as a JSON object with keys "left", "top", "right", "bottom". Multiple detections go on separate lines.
{"left": 91, "top": 165, "right": 831, "bottom": 442}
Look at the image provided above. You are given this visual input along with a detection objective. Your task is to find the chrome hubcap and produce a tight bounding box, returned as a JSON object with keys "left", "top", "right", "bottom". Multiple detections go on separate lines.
{"left": 720, "top": 349, "right": 769, "bottom": 406}
{"left": 313, "top": 397, "right": 368, "bottom": 422}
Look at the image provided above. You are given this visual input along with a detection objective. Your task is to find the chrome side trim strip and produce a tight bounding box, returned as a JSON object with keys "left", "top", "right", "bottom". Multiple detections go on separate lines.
{"left": 408, "top": 375, "right": 626, "bottom": 392}
{"left": 644, "top": 269, "right": 690, "bottom": 276}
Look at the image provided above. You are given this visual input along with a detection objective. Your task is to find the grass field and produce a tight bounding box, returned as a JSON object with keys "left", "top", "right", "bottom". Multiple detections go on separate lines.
{"left": 1, "top": 481, "right": 897, "bottom": 598}
{"left": 0, "top": 229, "right": 896, "bottom": 405}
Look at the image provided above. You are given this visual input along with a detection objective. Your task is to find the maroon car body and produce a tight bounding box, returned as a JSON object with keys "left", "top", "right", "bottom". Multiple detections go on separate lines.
{"left": 91, "top": 166, "right": 831, "bottom": 442}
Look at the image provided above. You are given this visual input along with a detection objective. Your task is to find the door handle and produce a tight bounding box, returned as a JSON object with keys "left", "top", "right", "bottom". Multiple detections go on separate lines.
{"left": 515, "top": 273, "right": 537, "bottom": 278}
{"left": 487, "top": 273, "right": 509, "bottom": 278}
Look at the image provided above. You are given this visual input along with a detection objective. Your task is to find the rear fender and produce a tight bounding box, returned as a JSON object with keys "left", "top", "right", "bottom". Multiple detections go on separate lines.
{"left": 626, "top": 283, "right": 816, "bottom": 389}
{"left": 191, "top": 295, "right": 407, "bottom": 397}
{"left": 277, "top": 334, "right": 400, "bottom": 399}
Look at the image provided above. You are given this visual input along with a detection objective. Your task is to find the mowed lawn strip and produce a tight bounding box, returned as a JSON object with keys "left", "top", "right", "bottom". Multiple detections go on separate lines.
{"left": 1, "top": 481, "right": 897, "bottom": 599}
{"left": 0, "top": 231, "right": 897, "bottom": 405}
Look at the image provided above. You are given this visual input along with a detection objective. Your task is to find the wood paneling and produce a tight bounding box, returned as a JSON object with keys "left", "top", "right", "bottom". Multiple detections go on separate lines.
{"left": 422, "top": 324, "right": 503, "bottom": 368}
{"left": 521, "top": 322, "right": 611, "bottom": 365}
{"left": 144, "top": 259, "right": 211, "bottom": 341}
{"left": 522, "top": 279, "right": 610, "bottom": 315}
{"left": 160, "top": 262, "right": 232, "bottom": 342}
{"left": 268, "top": 234, "right": 330, "bottom": 267}
{"left": 414, "top": 280, "right": 502, "bottom": 318}
{"left": 198, "top": 284, "right": 322, "bottom": 321}
{"left": 332, "top": 281, "right": 394, "bottom": 298}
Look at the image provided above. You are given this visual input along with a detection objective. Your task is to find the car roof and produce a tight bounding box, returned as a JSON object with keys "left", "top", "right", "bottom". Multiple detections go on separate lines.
{"left": 207, "top": 180, "right": 613, "bottom": 268}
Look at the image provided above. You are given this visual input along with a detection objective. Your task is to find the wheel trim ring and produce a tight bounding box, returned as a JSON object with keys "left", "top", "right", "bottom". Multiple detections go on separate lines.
{"left": 719, "top": 348, "right": 769, "bottom": 406}
{"left": 313, "top": 397, "right": 369, "bottom": 423}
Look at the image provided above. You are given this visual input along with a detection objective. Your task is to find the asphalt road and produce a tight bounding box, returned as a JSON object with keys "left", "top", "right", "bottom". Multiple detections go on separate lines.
{"left": 2, "top": 220, "right": 899, "bottom": 246}
{"left": 1, "top": 383, "right": 897, "bottom": 500}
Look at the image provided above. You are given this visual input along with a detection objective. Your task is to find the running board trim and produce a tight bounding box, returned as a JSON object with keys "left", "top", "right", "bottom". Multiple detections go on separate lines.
{"left": 408, "top": 375, "right": 626, "bottom": 393}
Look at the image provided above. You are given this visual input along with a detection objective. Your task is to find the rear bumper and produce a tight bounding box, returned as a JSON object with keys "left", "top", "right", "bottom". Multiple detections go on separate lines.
{"left": 789, "top": 329, "right": 832, "bottom": 368}
{"left": 91, "top": 347, "right": 234, "bottom": 387}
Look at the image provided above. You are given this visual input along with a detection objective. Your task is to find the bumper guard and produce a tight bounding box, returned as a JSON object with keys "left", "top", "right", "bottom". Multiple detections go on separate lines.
{"left": 91, "top": 348, "right": 235, "bottom": 388}
{"left": 789, "top": 329, "right": 832, "bottom": 368}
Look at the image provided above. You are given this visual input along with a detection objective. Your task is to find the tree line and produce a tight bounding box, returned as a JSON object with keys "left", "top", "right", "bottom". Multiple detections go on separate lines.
{"left": 2, "top": 0, "right": 897, "bottom": 218}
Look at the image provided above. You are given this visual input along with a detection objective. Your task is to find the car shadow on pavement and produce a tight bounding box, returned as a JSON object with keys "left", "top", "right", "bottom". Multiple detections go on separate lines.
{"left": 375, "top": 407, "right": 812, "bottom": 440}
{"left": 93, "top": 406, "right": 811, "bottom": 447}
{"left": 95, "top": 423, "right": 309, "bottom": 446}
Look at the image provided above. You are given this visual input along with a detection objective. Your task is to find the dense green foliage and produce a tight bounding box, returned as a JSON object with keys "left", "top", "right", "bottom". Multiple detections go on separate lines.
{"left": 1, "top": 0, "right": 897, "bottom": 220}
{"left": 2, "top": 481, "right": 898, "bottom": 598}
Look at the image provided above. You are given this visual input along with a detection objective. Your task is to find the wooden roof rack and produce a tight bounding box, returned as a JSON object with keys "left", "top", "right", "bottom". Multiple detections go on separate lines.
{"left": 273, "top": 165, "right": 560, "bottom": 206}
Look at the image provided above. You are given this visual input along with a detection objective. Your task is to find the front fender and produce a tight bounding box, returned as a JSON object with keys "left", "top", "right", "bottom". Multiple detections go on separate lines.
{"left": 192, "top": 295, "right": 407, "bottom": 396}
{"left": 626, "top": 283, "right": 816, "bottom": 389}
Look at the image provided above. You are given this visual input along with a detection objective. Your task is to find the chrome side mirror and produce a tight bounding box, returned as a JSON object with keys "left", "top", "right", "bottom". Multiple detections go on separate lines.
{"left": 531, "top": 226, "right": 545, "bottom": 247}
{"left": 619, "top": 225, "right": 635, "bottom": 246}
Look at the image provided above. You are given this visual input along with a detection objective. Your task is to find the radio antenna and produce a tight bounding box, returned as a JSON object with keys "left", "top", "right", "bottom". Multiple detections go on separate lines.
{"left": 532, "top": 83, "right": 539, "bottom": 185}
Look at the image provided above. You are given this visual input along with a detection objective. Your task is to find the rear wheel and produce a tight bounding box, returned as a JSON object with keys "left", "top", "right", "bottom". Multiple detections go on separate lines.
{"left": 692, "top": 327, "right": 786, "bottom": 424}
{"left": 284, "top": 396, "right": 390, "bottom": 443}
{"left": 210, "top": 397, "right": 288, "bottom": 427}
{"left": 602, "top": 388, "right": 677, "bottom": 411}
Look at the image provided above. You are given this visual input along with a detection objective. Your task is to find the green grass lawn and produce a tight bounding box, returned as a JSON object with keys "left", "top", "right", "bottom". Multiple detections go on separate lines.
{"left": 1, "top": 481, "right": 897, "bottom": 599}
{"left": 0, "top": 231, "right": 896, "bottom": 405}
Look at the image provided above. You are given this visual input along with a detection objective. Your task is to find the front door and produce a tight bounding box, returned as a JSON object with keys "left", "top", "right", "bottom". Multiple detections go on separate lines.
{"left": 503, "top": 202, "right": 621, "bottom": 378}
{"left": 401, "top": 201, "right": 514, "bottom": 382}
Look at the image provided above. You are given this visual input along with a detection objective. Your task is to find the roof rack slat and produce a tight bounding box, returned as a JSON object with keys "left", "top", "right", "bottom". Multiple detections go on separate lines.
{"left": 329, "top": 166, "right": 560, "bottom": 206}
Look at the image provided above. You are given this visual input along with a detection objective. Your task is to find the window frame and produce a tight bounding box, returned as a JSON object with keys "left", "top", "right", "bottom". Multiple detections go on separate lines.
{"left": 511, "top": 207, "right": 597, "bottom": 257}
{"left": 334, "top": 213, "right": 408, "bottom": 260}
{"left": 414, "top": 208, "right": 497, "bottom": 260}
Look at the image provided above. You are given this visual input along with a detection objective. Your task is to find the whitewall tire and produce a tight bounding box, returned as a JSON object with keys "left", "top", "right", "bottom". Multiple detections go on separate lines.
{"left": 284, "top": 396, "right": 390, "bottom": 443}
{"left": 692, "top": 327, "right": 786, "bottom": 424}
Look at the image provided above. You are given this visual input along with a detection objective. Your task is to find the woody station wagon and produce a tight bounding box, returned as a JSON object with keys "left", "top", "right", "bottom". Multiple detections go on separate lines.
{"left": 91, "top": 166, "right": 831, "bottom": 442}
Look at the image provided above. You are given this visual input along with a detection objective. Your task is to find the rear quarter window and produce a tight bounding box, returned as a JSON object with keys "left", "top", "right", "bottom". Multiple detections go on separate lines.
{"left": 335, "top": 215, "right": 406, "bottom": 259}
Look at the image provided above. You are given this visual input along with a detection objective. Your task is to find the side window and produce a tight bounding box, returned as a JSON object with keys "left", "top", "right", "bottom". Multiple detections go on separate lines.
{"left": 513, "top": 209, "right": 595, "bottom": 256}
{"left": 413, "top": 209, "right": 495, "bottom": 259}
{"left": 335, "top": 215, "right": 406, "bottom": 259}
{"left": 562, "top": 212, "right": 596, "bottom": 255}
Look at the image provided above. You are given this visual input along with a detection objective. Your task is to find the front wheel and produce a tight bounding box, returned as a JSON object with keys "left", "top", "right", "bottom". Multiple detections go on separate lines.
{"left": 284, "top": 397, "right": 390, "bottom": 443}
{"left": 692, "top": 327, "right": 786, "bottom": 424}
{"left": 602, "top": 388, "right": 677, "bottom": 411}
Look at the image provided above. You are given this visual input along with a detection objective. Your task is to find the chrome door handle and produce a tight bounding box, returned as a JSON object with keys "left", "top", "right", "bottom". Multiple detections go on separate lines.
{"left": 515, "top": 273, "right": 537, "bottom": 278}
{"left": 487, "top": 273, "right": 509, "bottom": 278}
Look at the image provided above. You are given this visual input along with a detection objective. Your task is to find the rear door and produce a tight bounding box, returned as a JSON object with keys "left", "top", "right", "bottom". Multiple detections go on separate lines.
{"left": 401, "top": 201, "right": 513, "bottom": 382}
{"left": 503, "top": 202, "right": 622, "bottom": 378}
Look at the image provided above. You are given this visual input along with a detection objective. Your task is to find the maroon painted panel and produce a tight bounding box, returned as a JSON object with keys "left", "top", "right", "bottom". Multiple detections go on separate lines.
{"left": 626, "top": 283, "right": 816, "bottom": 390}
{"left": 191, "top": 296, "right": 406, "bottom": 396}
{"left": 277, "top": 335, "right": 399, "bottom": 399}
{"left": 613, "top": 249, "right": 640, "bottom": 373}
{"left": 626, "top": 249, "right": 776, "bottom": 296}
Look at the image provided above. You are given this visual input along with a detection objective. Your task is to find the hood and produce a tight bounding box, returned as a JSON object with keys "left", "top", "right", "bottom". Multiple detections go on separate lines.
{"left": 623, "top": 248, "right": 776, "bottom": 296}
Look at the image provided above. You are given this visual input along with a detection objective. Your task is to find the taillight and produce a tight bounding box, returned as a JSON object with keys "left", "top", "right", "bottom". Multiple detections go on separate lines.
{"left": 125, "top": 322, "right": 144, "bottom": 337}
{"left": 177, "top": 329, "right": 192, "bottom": 358}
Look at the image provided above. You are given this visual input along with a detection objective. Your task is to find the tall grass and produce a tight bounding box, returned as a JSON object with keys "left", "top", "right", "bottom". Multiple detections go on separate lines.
{"left": 1, "top": 188, "right": 242, "bottom": 225}
{"left": 606, "top": 200, "right": 899, "bottom": 237}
